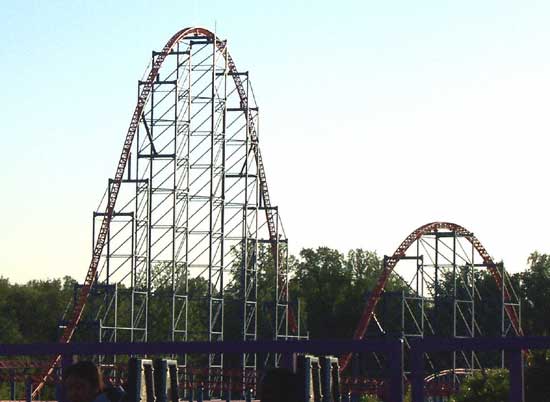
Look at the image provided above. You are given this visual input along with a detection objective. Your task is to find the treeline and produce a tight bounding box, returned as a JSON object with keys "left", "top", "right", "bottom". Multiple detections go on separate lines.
{"left": 0, "top": 276, "right": 77, "bottom": 344}
{"left": 2, "top": 248, "right": 550, "bottom": 401}
{"left": 3, "top": 249, "right": 550, "bottom": 343}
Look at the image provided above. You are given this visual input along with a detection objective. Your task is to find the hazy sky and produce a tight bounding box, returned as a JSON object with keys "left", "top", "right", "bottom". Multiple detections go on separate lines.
{"left": 2, "top": 0, "right": 550, "bottom": 283}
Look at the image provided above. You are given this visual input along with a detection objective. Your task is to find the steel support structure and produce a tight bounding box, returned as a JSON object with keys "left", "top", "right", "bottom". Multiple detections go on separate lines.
{"left": 342, "top": 222, "right": 523, "bottom": 394}
{"left": 396, "top": 229, "right": 509, "bottom": 378}
{"left": 410, "top": 230, "right": 478, "bottom": 381}
{"left": 367, "top": 229, "right": 479, "bottom": 381}
{"left": 500, "top": 262, "right": 521, "bottom": 367}
{"left": 54, "top": 29, "right": 290, "bottom": 399}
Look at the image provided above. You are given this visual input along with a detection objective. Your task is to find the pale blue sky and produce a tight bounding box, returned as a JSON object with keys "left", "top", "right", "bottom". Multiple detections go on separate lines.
{"left": 2, "top": 0, "right": 550, "bottom": 283}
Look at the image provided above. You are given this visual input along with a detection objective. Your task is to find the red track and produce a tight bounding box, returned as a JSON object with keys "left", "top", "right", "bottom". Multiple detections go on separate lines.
{"left": 339, "top": 221, "right": 524, "bottom": 371}
{"left": 33, "top": 27, "right": 294, "bottom": 397}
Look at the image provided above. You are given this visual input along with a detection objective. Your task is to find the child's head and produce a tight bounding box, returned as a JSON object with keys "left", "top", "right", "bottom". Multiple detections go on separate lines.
{"left": 63, "top": 361, "right": 104, "bottom": 402}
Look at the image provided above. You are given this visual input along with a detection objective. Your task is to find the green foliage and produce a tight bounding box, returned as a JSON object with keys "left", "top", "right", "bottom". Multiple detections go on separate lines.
{"left": 452, "top": 369, "right": 509, "bottom": 402}
{"left": 511, "top": 253, "right": 550, "bottom": 401}
{"left": 359, "top": 394, "right": 382, "bottom": 402}
{"left": 0, "top": 276, "right": 75, "bottom": 344}
{"left": 291, "top": 247, "right": 383, "bottom": 339}
{"left": 357, "top": 389, "right": 411, "bottom": 402}
{"left": 518, "top": 252, "right": 550, "bottom": 336}
{"left": 0, "top": 276, "right": 77, "bottom": 399}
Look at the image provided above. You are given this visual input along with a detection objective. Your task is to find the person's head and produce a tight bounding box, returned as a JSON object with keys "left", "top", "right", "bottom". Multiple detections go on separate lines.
{"left": 260, "top": 368, "right": 301, "bottom": 402}
{"left": 63, "top": 361, "right": 104, "bottom": 402}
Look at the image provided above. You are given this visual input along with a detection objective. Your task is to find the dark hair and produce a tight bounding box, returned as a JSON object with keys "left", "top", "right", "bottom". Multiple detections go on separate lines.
{"left": 259, "top": 368, "right": 301, "bottom": 402}
{"left": 63, "top": 361, "right": 104, "bottom": 392}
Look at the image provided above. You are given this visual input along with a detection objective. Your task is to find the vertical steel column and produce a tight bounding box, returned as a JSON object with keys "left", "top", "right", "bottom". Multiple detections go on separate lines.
{"left": 417, "top": 242, "right": 425, "bottom": 338}
{"left": 184, "top": 41, "right": 191, "bottom": 349}
{"left": 146, "top": 44, "right": 181, "bottom": 345}
{"left": 145, "top": 52, "right": 155, "bottom": 342}
{"left": 501, "top": 262, "right": 505, "bottom": 368}
{"left": 132, "top": 100, "right": 140, "bottom": 344}
{"left": 452, "top": 233, "right": 457, "bottom": 384}
{"left": 274, "top": 208, "right": 282, "bottom": 341}
{"left": 274, "top": 209, "right": 290, "bottom": 366}
{"left": 220, "top": 43, "right": 228, "bottom": 354}
{"left": 25, "top": 377, "right": 32, "bottom": 402}
{"left": 241, "top": 70, "right": 258, "bottom": 383}
{"left": 208, "top": 35, "right": 217, "bottom": 352}
{"left": 172, "top": 43, "right": 191, "bottom": 361}
{"left": 171, "top": 45, "right": 178, "bottom": 343}
{"left": 9, "top": 370, "right": 15, "bottom": 400}
{"left": 206, "top": 35, "right": 227, "bottom": 396}
{"left": 107, "top": 182, "right": 111, "bottom": 285}
{"left": 470, "top": 240, "right": 475, "bottom": 370}
{"left": 218, "top": 39, "right": 228, "bottom": 388}
{"left": 434, "top": 233, "right": 439, "bottom": 328}
{"left": 183, "top": 42, "right": 192, "bottom": 350}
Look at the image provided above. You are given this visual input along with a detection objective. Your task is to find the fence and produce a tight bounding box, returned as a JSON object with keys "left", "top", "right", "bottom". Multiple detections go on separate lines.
{"left": 5, "top": 336, "right": 550, "bottom": 402}
{"left": 0, "top": 338, "right": 404, "bottom": 402}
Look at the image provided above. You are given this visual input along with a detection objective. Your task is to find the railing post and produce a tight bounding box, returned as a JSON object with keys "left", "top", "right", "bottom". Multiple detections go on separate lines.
{"left": 509, "top": 349, "right": 524, "bottom": 402}
{"left": 224, "top": 374, "right": 231, "bottom": 402}
{"left": 197, "top": 384, "right": 204, "bottom": 402}
{"left": 188, "top": 372, "right": 194, "bottom": 402}
{"left": 25, "top": 376, "right": 32, "bottom": 402}
{"left": 9, "top": 369, "right": 16, "bottom": 400}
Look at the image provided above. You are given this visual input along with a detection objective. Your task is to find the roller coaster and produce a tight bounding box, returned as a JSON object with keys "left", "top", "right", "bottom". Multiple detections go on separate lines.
{"left": 0, "top": 27, "right": 524, "bottom": 401}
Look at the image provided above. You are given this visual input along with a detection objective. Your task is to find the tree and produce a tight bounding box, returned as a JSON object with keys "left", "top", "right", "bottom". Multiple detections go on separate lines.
{"left": 525, "top": 350, "right": 550, "bottom": 402}
{"left": 516, "top": 252, "right": 550, "bottom": 401}
{"left": 0, "top": 276, "right": 75, "bottom": 344}
{"left": 291, "top": 247, "right": 384, "bottom": 340}
{"left": 518, "top": 252, "right": 550, "bottom": 336}
{"left": 452, "top": 369, "right": 509, "bottom": 402}
{"left": 292, "top": 247, "right": 352, "bottom": 339}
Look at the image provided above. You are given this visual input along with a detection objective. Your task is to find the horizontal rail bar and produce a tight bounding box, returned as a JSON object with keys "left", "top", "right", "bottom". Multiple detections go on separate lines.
{"left": 410, "top": 336, "right": 550, "bottom": 353}
{"left": 0, "top": 339, "right": 403, "bottom": 357}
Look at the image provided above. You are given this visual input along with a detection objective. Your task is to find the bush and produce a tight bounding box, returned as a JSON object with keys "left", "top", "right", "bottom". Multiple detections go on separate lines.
{"left": 453, "top": 369, "right": 509, "bottom": 402}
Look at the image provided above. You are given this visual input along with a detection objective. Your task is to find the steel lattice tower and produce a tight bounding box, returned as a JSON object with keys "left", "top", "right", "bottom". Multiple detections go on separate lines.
{"left": 50, "top": 28, "right": 292, "bottom": 397}
{"left": 341, "top": 222, "right": 522, "bottom": 389}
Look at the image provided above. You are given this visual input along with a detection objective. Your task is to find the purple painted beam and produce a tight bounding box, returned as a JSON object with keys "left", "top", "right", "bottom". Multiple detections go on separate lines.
{"left": 0, "top": 338, "right": 401, "bottom": 357}
{"left": 410, "top": 336, "right": 550, "bottom": 353}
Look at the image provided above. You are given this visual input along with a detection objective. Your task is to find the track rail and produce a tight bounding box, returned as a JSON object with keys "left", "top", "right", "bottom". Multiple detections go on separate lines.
{"left": 339, "top": 221, "right": 523, "bottom": 371}
{"left": 33, "top": 27, "right": 290, "bottom": 397}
